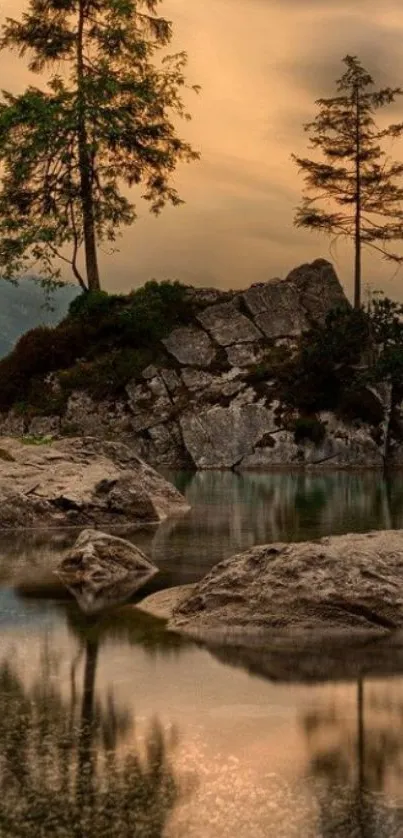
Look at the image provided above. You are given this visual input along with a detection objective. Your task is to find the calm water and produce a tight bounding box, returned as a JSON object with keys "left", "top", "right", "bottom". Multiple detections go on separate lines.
{"left": 2, "top": 471, "right": 403, "bottom": 837}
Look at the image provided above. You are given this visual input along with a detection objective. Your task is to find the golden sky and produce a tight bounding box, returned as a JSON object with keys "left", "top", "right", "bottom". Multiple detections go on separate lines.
{"left": 2, "top": 0, "right": 403, "bottom": 299}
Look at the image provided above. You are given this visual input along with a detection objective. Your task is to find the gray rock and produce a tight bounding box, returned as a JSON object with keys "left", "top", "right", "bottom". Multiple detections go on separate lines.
{"left": 63, "top": 392, "right": 132, "bottom": 437}
{"left": 180, "top": 402, "right": 279, "bottom": 468}
{"left": 197, "top": 301, "right": 262, "bottom": 346}
{"left": 163, "top": 326, "right": 216, "bottom": 367}
{"left": 318, "top": 412, "right": 383, "bottom": 467}
{"left": 226, "top": 343, "right": 266, "bottom": 368}
{"left": 181, "top": 368, "right": 215, "bottom": 391}
{"left": 142, "top": 365, "right": 159, "bottom": 380}
{"left": 57, "top": 529, "right": 158, "bottom": 614}
{"left": 240, "top": 430, "right": 300, "bottom": 468}
{"left": 126, "top": 380, "right": 173, "bottom": 432}
{"left": 181, "top": 368, "right": 245, "bottom": 400}
{"left": 243, "top": 280, "right": 308, "bottom": 339}
{"left": 160, "top": 368, "right": 182, "bottom": 395}
{"left": 0, "top": 436, "right": 189, "bottom": 529}
{"left": 242, "top": 259, "right": 345, "bottom": 339}
{"left": 286, "top": 258, "right": 347, "bottom": 324}
{"left": 28, "top": 416, "right": 61, "bottom": 438}
{"left": 169, "top": 529, "right": 403, "bottom": 638}
{"left": 184, "top": 286, "right": 233, "bottom": 308}
{"left": 0, "top": 411, "right": 25, "bottom": 437}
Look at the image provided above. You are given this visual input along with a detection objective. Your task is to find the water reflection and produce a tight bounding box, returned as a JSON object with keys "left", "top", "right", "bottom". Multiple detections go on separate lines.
{"left": 2, "top": 472, "right": 403, "bottom": 592}
{"left": 0, "top": 634, "right": 185, "bottom": 837}
{"left": 3, "top": 471, "right": 403, "bottom": 835}
{"left": 137, "top": 471, "right": 403, "bottom": 583}
{"left": 301, "top": 678, "right": 403, "bottom": 837}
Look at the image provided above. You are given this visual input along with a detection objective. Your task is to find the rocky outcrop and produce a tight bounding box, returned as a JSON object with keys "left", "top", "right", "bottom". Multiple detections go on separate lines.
{"left": 0, "top": 436, "right": 189, "bottom": 529}
{"left": 1, "top": 258, "right": 379, "bottom": 470}
{"left": 166, "top": 530, "right": 403, "bottom": 639}
{"left": 57, "top": 528, "right": 158, "bottom": 614}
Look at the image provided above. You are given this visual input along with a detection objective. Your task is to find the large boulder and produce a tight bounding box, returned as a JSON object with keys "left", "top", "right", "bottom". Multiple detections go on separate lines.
{"left": 162, "top": 325, "right": 216, "bottom": 367}
{"left": 57, "top": 528, "right": 158, "bottom": 614}
{"left": 167, "top": 530, "right": 403, "bottom": 639}
{"left": 0, "top": 436, "right": 189, "bottom": 529}
{"left": 196, "top": 300, "right": 263, "bottom": 346}
{"left": 179, "top": 402, "right": 280, "bottom": 468}
{"left": 242, "top": 258, "right": 346, "bottom": 339}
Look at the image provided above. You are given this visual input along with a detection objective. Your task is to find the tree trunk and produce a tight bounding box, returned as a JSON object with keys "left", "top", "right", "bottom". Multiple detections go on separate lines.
{"left": 354, "top": 85, "right": 362, "bottom": 309}
{"left": 77, "top": 0, "right": 101, "bottom": 292}
{"left": 77, "top": 639, "right": 99, "bottom": 821}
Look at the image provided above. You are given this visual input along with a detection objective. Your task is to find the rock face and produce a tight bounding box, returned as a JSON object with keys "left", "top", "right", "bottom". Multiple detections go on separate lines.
{"left": 57, "top": 529, "right": 158, "bottom": 614}
{"left": 168, "top": 530, "right": 403, "bottom": 638}
{"left": 0, "top": 437, "right": 189, "bottom": 529}
{"left": 1, "top": 258, "right": 377, "bottom": 470}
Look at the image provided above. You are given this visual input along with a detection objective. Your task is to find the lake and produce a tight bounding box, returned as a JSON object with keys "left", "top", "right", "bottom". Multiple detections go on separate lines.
{"left": 1, "top": 470, "right": 403, "bottom": 837}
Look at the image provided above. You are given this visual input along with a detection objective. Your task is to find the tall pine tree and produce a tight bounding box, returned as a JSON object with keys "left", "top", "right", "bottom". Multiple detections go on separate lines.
{"left": 292, "top": 55, "right": 403, "bottom": 308}
{"left": 0, "top": 0, "right": 200, "bottom": 291}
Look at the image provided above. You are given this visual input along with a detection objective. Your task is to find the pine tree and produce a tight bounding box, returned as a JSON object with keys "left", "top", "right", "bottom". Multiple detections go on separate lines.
{"left": 292, "top": 55, "right": 403, "bottom": 308}
{"left": 0, "top": 0, "right": 200, "bottom": 291}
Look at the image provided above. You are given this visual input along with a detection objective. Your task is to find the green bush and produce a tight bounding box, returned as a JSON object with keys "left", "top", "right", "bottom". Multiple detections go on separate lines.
{"left": 337, "top": 386, "right": 385, "bottom": 426}
{"left": 281, "top": 305, "right": 370, "bottom": 412}
{"left": 245, "top": 346, "right": 291, "bottom": 384}
{"left": 59, "top": 348, "right": 153, "bottom": 400}
{"left": 0, "top": 322, "right": 89, "bottom": 411}
{"left": 119, "top": 280, "right": 191, "bottom": 346}
{"left": 294, "top": 416, "right": 326, "bottom": 446}
{"left": 68, "top": 289, "right": 123, "bottom": 320}
{"left": 0, "top": 279, "right": 192, "bottom": 412}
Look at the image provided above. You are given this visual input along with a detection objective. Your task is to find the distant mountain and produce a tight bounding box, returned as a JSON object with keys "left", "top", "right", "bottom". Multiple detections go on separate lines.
{"left": 0, "top": 279, "right": 80, "bottom": 358}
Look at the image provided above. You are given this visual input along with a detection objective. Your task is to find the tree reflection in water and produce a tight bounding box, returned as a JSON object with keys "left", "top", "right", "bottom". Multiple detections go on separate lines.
{"left": 0, "top": 643, "right": 182, "bottom": 837}
{"left": 302, "top": 677, "right": 403, "bottom": 837}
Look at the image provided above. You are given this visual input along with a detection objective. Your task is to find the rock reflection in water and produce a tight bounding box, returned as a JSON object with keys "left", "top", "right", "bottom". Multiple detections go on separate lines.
{"left": 136, "top": 471, "right": 403, "bottom": 583}
{"left": 0, "top": 638, "right": 185, "bottom": 837}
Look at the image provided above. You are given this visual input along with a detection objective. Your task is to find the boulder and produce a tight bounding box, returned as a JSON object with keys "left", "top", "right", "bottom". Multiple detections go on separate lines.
{"left": 242, "top": 259, "right": 346, "bottom": 339}
{"left": 243, "top": 280, "right": 308, "bottom": 339}
{"left": 226, "top": 343, "right": 266, "bottom": 368}
{"left": 163, "top": 326, "right": 216, "bottom": 367}
{"left": 286, "top": 258, "right": 347, "bottom": 324}
{"left": 0, "top": 436, "right": 189, "bottom": 529}
{"left": 196, "top": 301, "right": 262, "bottom": 346}
{"left": 168, "top": 530, "right": 403, "bottom": 639}
{"left": 57, "top": 529, "right": 158, "bottom": 614}
{"left": 180, "top": 402, "right": 279, "bottom": 468}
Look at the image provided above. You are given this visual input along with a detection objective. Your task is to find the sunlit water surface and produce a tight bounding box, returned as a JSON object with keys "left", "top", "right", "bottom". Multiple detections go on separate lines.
{"left": 1, "top": 471, "right": 403, "bottom": 837}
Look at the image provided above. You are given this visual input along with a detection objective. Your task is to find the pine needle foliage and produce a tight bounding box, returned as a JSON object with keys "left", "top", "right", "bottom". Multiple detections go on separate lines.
{"left": 292, "top": 55, "right": 403, "bottom": 308}
{"left": 0, "top": 0, "right": 200, "bottom": 290}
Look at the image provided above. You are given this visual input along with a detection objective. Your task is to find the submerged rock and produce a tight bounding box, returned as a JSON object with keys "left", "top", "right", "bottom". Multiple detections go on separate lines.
{"left": 167, "top": 530, "right": 403, "bottom": 639}
{"left": 0, "top": 436, "right": 189, "bottom": 529}
{"left": 57, "top": 528, "right": 158, "bottom": 614}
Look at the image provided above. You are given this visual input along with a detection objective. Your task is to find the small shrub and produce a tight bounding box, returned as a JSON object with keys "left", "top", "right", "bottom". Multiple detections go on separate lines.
{"left": 119, "top": 280, "right": 192, "bottom": 346}
{"left": 337, "top": 386, "right": 384, "bottom": 426}
{"left": 294, "top": 416, "right": 326, "bottom": 446}
{"left": 245, "top": 346, "right": 291, "bottom": 385}
{"left": 59, "top": 348, "right": 153, "bottom": 400}
{"left": 21, "top": 435, "right": 54, "bottom": 446}
{"left": 68, "top": 289, "right": 123, "bottom": 320}
{"left": 280, "top": 305, "right": 370, "bottom": 413}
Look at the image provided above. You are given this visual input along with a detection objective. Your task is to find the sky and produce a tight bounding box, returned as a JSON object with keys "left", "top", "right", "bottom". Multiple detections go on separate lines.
{"left": 2, "top": 0, "right": 403, "bottom": 300}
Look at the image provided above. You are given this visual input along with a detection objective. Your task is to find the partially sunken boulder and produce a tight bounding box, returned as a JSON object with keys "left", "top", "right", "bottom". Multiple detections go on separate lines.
{"left": 58, "top": 529, "right": 158, "bottom": 614}
{"left": 169, "top": 530, "right": 403, "bottom": 639}
{"left": 0, "top": 436, "right": 189, "bottom": 529}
